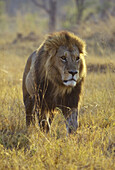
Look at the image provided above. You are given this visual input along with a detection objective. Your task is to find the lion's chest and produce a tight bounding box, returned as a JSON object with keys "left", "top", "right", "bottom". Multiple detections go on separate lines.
{"left": 38, "top": 82, "right": 79, "bottom": 113}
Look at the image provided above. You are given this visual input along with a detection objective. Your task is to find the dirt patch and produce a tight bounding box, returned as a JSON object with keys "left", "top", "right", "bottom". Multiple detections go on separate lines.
{"left": 87, "top": 63, "right": 115, "bottom": 73}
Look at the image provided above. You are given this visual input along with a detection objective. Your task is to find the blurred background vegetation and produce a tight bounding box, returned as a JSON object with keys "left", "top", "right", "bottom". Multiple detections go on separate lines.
{"left": 0, "top": 0, "right": 115, "bottom": 56}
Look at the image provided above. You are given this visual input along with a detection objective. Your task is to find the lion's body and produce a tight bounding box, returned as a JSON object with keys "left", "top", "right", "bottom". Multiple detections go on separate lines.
{"left": 22, "top": 31, "right": 86, "bottom": 133}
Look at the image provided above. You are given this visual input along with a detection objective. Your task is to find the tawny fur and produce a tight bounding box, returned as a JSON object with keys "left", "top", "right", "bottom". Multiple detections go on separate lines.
{"left": 22, "top": 31, "right": 86, "bottom": 133}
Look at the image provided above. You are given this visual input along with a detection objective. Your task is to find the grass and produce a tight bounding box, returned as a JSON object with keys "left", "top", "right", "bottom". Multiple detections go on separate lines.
{"left": 0, "top": 19, "right": 115, "bottom": 169}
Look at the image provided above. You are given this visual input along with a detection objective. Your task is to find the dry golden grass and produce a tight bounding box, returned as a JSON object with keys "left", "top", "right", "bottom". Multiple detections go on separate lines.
{"left": 0, "top": 21, "right": 115, "bottom": 169}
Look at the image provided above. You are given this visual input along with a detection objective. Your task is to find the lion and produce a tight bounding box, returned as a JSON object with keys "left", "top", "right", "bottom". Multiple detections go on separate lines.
{"left": 22, "top": 31, "right": 86, "bottom": 133}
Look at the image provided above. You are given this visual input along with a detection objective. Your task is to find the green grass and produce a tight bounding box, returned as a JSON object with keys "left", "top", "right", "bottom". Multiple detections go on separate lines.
{"left": 0, "top": 23, "right": 115, "bottom": 169}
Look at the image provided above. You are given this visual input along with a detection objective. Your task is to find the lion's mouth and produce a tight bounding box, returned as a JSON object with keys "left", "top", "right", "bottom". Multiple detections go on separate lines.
{"left": 63, "top": 79, "right": 77, "bottom": 87}
{"left": 63, "top": 78, "right": 76, "bottom": 83}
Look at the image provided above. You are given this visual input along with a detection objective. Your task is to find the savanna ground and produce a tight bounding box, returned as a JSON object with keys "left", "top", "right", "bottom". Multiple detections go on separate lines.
{"left": 0, "top": 16, "right": 115, "bottom": 170}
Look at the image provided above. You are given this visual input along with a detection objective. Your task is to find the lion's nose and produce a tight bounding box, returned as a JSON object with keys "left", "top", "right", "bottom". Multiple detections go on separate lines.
{"left": 68, "top": 70, "right": 78, "bottom": 76}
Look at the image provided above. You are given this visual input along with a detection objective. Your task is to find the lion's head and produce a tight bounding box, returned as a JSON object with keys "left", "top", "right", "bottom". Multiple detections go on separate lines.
{"left": 37, "top": 31, "right": 86, "bottom": 95}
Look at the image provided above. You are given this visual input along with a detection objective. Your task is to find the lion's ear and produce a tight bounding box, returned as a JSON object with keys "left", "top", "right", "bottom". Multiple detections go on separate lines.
{"left": 49, "top": 49, "right": 57, "bottom": 57}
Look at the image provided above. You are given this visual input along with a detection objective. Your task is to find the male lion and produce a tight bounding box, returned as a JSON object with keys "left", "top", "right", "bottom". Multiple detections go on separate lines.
{"left": 22, "top": 31, "right": 86, "bottom": 133}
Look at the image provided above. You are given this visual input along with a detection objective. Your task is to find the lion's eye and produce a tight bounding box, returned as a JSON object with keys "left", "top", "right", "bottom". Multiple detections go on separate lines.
{"left": 61, "top": 56, "right": 67, "bottom": 62}
{"left": 76, "top": 56, "right": 80, "bottom": 61}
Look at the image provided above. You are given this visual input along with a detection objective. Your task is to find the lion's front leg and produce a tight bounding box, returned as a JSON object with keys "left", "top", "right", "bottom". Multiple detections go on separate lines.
{"left": 66, "top": 108, "right": 78, "bottom": 134}
{"left": 38, "top": 110, "right": 54, "bottom": 133}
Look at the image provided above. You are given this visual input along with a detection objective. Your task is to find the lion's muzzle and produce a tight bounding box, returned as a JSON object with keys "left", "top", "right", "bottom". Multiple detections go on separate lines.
{"left": 63, "top": 70, "right": 79, "bottom": 87}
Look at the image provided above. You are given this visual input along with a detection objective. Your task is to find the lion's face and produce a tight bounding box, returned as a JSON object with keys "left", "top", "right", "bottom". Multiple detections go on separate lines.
{"left": 46, "top": 45, "right": 83, "bottom": 88}
{"left": 56, "top": 46, "right": 81, "bottom": 87}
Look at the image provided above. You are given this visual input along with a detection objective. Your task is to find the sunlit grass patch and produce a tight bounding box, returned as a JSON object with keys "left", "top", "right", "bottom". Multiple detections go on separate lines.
{"left": 0, "top": 31, "right": 115, "bottom": 169}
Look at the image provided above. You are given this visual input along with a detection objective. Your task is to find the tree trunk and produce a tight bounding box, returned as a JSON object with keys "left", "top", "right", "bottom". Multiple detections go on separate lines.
{"left": 31, "top": 0, "right": 57, "bottom": 32}
{"left": 75, "top": 0, "right": 85, "bottom": 24}
{"left": 49, "top": 0, "right": 57, "bottom": 32}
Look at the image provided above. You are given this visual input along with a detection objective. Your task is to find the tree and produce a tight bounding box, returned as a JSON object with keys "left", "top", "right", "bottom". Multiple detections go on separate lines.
{"left": 75, "top": 0, "right": 85, "bottom": 24}
{"left": 31, "top": 0, "right": 57, "bottom": 32}
{"left": 99, "top": 0, "right": 113, "bottom": 20}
